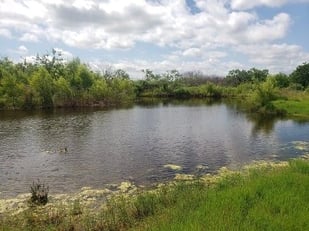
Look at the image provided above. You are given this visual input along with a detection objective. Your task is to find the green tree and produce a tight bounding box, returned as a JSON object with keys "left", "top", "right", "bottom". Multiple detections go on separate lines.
{"left": 142, "top": 69, "right": 161, "bottom": 81}
{"left": 66, "top": 58, "right": 82, "bottom": 89}
{"left": 163, "top": 70, "right": 181, "bottom": 81}
{"left": 35, "top": 49, "right": 65, "bottom": 79}
{"left": 290, "top": 63, "right": 309, "bottom": 88}
{"left": 110, "top": 78, "right": 135, "bottom": 102}
{"left": 89, "top": 79, "right": 109, "bottom": 101}
{"left": 225, "top": 68, "right": 269, "bottom": 86}
{"left": 78, "top": 65, "right": 94, "bottom": 90}
{"left": 225, "top": 69, "right": 250, "bottom": 86}
{"left": 0, "top": 73, "right": 24, "bottom": 108}
{"left": 248, "top": 68, "right": 268, "bottom": 82}
{"left": 53, "top": 77, "right": 72, "bottom": 106}
{"left": 0, "top": 58, "right": 16, "bottom": 80}
{"left": 249, "top": 78, "right": 278, "bottom": 113}
{"left": 21, "top": 84, "right": 35, "bottom": 109}
{"left": 30, "top": 67, "right": 55, "bottom": 107}
{"left": 114, "top": 69, "right": 130, "bottom": 79}
{"left": 272, "top": 73, "right": 290, "bottom": 88}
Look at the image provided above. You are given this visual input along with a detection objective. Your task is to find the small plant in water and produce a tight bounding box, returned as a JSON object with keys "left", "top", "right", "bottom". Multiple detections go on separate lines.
{"left": 30, "top": 179, "right": 49, "bottom": 205}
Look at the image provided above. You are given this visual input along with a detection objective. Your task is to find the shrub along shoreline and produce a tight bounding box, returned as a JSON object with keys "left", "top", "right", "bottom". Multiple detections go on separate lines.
{"left": 1, "top": 54, "right": 309, "bottom": 118}
{"left": 1, "top": 156, "right": 308, "bottom": 231}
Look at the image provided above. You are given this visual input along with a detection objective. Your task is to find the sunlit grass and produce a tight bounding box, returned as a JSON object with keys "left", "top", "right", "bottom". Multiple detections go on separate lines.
{"left": 269, "top": 89, "right": 309, "bottom": 118}
{"left": 273, "top": 99, "right": 309, "bottom": 117}
{"left": 133, "top": 159, "right": 309, "bottom": 231}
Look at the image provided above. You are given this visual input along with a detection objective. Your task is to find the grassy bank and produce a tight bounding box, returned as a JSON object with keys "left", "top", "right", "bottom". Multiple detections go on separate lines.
{"left": 135, "top": 159, "right": 309, "bottom": 231}
{"left": 273, "top": 100, "right": 309, "bottom": 118}
{"left": 273, "top": 90, "right": 309, "bottom": 118}
{"left": 1, "top": 157, "right": 308, "bottom": 231}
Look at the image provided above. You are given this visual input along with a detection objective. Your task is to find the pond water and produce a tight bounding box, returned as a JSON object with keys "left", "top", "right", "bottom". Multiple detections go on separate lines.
{"left": 0, "top": 99, "right": 308, "bottom": 198}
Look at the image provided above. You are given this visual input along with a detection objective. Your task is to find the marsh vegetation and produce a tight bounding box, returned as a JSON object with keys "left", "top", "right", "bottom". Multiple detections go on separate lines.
{"left": 0, "top": 51, "right": 308, "bottom": 117}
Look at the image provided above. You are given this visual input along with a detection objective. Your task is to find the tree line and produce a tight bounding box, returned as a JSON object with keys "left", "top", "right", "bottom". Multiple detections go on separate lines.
{"left": 135, "top": 63, "right": 308, "bottom": 98}
{"left": 0, "top": 50, "right": 308, "bottom": 110}
{"left": 0, "top": 50, "right": 135, "bottom": 109}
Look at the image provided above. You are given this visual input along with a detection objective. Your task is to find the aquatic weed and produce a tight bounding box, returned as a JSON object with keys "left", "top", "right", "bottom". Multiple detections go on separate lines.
{"left": 30, "top": 179, "right": 49, "bottom": 205}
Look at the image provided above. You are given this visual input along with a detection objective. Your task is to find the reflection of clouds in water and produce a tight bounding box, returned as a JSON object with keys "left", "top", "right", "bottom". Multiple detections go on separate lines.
{"left": 222, "top": 109, "right": 280, "bottom": 168}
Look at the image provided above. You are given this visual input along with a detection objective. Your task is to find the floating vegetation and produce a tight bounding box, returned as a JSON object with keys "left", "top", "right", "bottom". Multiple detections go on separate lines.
{"left": 118, "top": 181, "right": 137, "bottom": 193}
{"left": 174, "top": 174, "right": 195, "bottom": 180}
{"left": 30, "top": 180, "right": 49, "bottom": 205}
{"left": 303, "top": 153, "right": 309, "bottom": 159}
{"left": 163, "top": 164, "right": 182, "bottom": 171}
{"left": 292, "top": 141, "right": 309, "bottom": 151}
{"left": 242, "top": 160, "right": 289, "bottom": 171}
{"left": 59, "top": 147, "right": 68, "bottom": 153}
{"left": 196, "top": 164, "right": 209, "bottom": 170}
{"left": 270, "top": 153, "right": 279, "bottom": 158}
{"left": 0, "top": 181, "right": 138, "bottom": 217}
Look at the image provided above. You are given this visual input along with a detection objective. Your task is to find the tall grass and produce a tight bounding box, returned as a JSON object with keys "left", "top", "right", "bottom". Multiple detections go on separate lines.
{"left": 135, "top": 159, "right": 309, "bottom": 231}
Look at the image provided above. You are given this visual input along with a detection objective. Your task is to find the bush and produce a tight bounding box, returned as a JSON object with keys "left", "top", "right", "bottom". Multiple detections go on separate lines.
{"left": 30, "top": 180, "right": 49, "bottom": 205}
{"left": 247, "top": 79, "right": 281, "bottom": 114}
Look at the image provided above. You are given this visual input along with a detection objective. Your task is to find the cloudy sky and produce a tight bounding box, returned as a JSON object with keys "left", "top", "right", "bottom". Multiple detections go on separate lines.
{"left": 0, "top": 0, "right": 309, "bottom": 78}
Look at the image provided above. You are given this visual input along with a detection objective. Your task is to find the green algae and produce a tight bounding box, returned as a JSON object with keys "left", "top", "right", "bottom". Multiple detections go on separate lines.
{"left": 292, "top": 141, "right": 309, "bottom": 151}
{"left": 0, "top": 181, "right": 137, "bottom": 216}
{"left": 163, "top": 164, "right": 182, "bottom": 171}
{"left": 174, "top": 174, "right": 195, "bottom": 180}
{"left": 196, "top": 164, "right": 209, "bottom": 170}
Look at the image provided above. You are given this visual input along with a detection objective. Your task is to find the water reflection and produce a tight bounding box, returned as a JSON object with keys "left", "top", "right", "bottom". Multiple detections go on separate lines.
{"left": 0, "top": 99, "right": 308, "bottom": 198}
{"left": 136, "top": 98, "right": 220, "bottom": 108}
{"left": 247, "top": 114, "right": 282, "bottom": 135}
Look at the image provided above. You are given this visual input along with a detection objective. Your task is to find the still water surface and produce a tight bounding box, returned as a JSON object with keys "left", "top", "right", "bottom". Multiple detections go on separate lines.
{"left": 0, "top": 100, "right": 308, "bottom": 198}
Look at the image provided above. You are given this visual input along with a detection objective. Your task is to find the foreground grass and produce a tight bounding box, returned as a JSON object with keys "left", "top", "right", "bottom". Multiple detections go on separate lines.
{"left": 134, "top": 159, "right": 309, "bottom": 231}
{"left": 1, "top": 158, "right": 308, "bottom": 231}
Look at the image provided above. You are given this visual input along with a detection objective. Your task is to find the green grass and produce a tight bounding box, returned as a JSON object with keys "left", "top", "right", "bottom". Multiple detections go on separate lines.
{"left": 1, "top": 159, "right": 309, "bottom": 231}
{"left": 272, "top": 89, "right": 309, "bottom": 118}
{"left": 133, "top": 159, "right": 309, "bottom": 231}
{"left": 273, "top": 99, "right": 309, "bottom": 118}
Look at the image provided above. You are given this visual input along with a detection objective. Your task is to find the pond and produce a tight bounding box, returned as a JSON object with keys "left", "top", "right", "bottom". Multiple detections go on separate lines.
{"left": 0, "top": 99, "right": 308, "bottom": 198}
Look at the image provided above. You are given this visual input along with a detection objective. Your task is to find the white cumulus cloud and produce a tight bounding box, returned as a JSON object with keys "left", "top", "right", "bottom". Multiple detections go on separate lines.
{"left": 236, "top": 43, "right": 309, "bottom": 73}
{"left": 0, "top": 28, "right": 12, "bottom": 38}
{"left": 0, "top": 0, "right": 294, "bottom": 49}
{"left": 231, "top": 0, "right": 309, "bottom": 10}
{"left": 18, "top": 45, "right": 28, "bottom": 54}
{"left": 0, "top": 0, "right": 308, "bottom": 76}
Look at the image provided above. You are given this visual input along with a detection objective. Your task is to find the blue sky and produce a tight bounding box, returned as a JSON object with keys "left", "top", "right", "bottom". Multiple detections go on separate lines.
{"left": 0, "top": 0, "right": 308, "bottom": 78}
